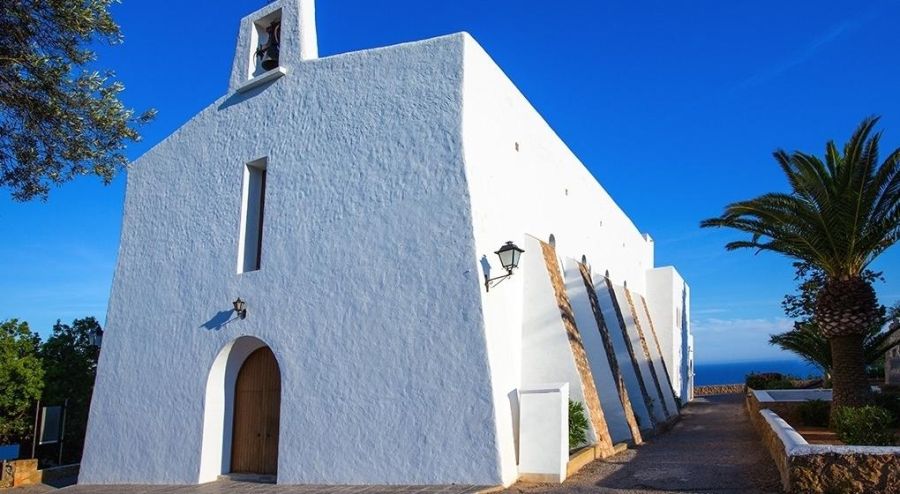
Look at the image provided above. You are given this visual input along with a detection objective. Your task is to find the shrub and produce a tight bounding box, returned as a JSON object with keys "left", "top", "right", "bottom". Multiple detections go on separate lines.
{"left": 833, "top": 406, "right": 896, "bottom": 446}
{"left": 767, "top": 378, "right": 795, "bottom": 390}
{"left": 798, "top": 399, "right": 830, "bottom": 427}
{"left": 568, "top": 400, "right": 589, "bottom": 450}
{"left": 746, "top": 372, "right": 796, "bottom": 390}
{"left": 874, "top": 391, "right": 900, "bottom": 428}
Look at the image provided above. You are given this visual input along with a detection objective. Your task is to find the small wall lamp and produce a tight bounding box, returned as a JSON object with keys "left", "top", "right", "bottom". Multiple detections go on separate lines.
{"left": 485, "top": 241, "right": 525, "bottom": 292}
{"left": 87, "top": 327, "right": 103, "bottom": 348}
{"left": 233, "top": 298, "right": 247, "bottom": 319}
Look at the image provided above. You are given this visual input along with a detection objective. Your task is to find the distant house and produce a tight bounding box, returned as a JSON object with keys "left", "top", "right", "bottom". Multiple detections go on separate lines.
{"left": 79, "top": 0, "right": 693, "bottom": 487}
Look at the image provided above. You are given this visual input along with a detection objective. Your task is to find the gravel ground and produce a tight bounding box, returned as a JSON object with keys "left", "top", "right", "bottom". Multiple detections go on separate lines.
{"left": 502, "top": 394, "right": 782, "bottom": 494}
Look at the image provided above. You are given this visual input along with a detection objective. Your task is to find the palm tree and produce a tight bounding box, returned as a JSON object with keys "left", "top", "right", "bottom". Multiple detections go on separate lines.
{"left": 702, "top": 117, "right": 900, "bottom": 415}
{"left": 769, "top": 311, "right": 900, "bottom": 380}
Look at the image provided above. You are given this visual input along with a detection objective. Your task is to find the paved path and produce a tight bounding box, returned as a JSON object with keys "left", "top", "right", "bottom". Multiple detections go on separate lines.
{"left": 3, "top": 480, "right": 491, "bottom": 494}
{"left": 5, "top": 395, "right": 779, "bottom": 494}
{"left": 504, "top": 394, "right": 781, "bottom": 494}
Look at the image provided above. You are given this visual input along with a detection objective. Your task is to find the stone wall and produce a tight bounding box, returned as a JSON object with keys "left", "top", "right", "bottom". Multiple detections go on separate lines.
{"left": 694, "top": 384, "right": 745, "bottom": 397}
{"left": 746, "top": 393, "right": 900, "bottom": 493}
{"left": 790, "top": 451, "right": 900, "bottom": 493}
{"left": 0, "top": 460, "right": 79, "bottom": 488}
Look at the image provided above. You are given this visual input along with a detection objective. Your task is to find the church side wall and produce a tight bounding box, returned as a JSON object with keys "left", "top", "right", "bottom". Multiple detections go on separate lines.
{"left": 81, "top": 34, "right": 504, "bottom": 486}
{"left": 460, "top": 34, "right": 659, "bottom": 482}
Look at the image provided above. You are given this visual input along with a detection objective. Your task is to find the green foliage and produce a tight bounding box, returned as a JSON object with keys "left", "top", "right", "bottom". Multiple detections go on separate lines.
{"left": 568, "top": 400, "right": 589, "bottom": 450}
{"left": 0, "top": 0, "right": 155, "bottom": 201}
{"left": 798, "top": 399, "right": 830, "bottom": 427}
{"left": 874, "top": 391, "right": 900, "bottom": 428}
{"left": 702, "top": 117, "right": 900, "bottom": 410}
{"left": 39, "top": 318, "right": 101, "bottom": 464}
{"left": 0, "top": 319, "right": 44, "bottom": 444}
{"left": 700, "top": 116, "right": 900, "bottom": 280}
{"left": 833, "top": 405, "right": 896, "bottom": 446}
{"left": 746, "top": 372, "right": 795, "bottom": 390}
{"left": 771, "top": 263, "right": 900, "bottom": 376}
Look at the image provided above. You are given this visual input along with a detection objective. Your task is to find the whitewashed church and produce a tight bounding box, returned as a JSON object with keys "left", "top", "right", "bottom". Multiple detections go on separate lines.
{"left": 79, "top": 0, "right": 693, "bottom": 488}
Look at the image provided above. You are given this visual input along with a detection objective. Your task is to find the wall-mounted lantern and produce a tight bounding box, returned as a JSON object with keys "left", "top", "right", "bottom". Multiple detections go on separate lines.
{"left": 87, "top": 327, "right": 103, "bottom": 348}
{"left": 233, "top": 298, "right": 248, "bottom": 319}
{"left": 485, "top": 241, "right": 525, "bottom": 292}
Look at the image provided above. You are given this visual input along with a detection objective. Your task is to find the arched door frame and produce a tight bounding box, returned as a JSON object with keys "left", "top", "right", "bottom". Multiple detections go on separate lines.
{"left": 198, "top": 336, "right": 280, "bottom": 483}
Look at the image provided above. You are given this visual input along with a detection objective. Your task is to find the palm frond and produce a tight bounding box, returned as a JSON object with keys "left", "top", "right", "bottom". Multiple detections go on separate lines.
{"left": 702, "top": 116, "right": 900, "bottom": 279}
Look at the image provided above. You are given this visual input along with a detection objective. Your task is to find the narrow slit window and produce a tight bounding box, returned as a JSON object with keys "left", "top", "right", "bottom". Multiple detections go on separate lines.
{"left": 238, "top": 158, "right": 267, "bottom": 273}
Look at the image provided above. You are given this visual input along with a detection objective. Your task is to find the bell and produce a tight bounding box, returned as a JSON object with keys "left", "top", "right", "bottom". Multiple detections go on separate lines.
{"left": 256, "top": 21, "right": 281, "bottom": 71}
{"left": 260, "top": 45, "right": 279, "bottom": 71}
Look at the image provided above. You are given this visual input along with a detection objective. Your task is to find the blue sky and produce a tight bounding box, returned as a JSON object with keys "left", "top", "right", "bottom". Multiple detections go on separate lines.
{"left": 2, "top": 0, "right": 899, "bottom": 364}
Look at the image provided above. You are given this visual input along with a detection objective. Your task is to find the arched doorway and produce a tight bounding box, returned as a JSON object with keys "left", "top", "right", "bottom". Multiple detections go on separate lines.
{"left": 230, "top": 347, "right": 281, "bottom": 475}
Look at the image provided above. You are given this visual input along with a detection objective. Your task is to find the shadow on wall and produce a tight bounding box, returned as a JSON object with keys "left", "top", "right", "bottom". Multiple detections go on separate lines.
{"left": 217, "top": 82, "right": 270, "bottom": 111}
{"left": 202, "top": 310, "right": 240, "bottom": 331}
{"left": 480, "top": 255, "right": 492, "bottom": 279}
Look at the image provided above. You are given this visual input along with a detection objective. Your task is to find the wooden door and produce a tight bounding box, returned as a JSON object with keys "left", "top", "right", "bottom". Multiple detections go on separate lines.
{"left": 231, "top": 347, "right": 281, "bottom": 475}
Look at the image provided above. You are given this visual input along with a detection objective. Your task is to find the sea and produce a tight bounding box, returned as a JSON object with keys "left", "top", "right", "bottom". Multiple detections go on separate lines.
{"left": 694, "top": 359, "right": 823, "bottom": 386}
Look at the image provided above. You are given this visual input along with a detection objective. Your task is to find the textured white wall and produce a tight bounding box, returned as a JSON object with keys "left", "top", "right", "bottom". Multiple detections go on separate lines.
{"left": 563, "top": 260, "right": 632, "bottom": 443}
{"left": 229, "top": 0, "right": 317, "bottom": 93}
{"left": 81, "top": 33, "right": 506, "bottom": 486}
{"left": 82, "top": 5, "right": 692, "bottom": 484}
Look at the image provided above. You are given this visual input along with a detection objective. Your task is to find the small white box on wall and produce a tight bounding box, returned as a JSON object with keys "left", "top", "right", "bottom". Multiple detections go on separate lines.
{"left": 518, "top": 383, "right": 569, "bottom": 483}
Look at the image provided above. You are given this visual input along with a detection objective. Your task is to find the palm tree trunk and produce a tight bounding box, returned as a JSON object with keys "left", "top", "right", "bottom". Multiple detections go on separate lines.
{"left": 829, "top": 334, "right": 871, "bottom": 418}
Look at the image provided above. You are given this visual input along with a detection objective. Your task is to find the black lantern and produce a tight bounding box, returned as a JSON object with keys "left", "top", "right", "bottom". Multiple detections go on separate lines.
{"left": 495, "top": 241, "right": 524, "bottom": 273}
{"left": 87, "top": 327, "right": 103, "bottom": 348}
{"left": 233, "top": 298, "right": 247, "bottom": 319}
{"left": 256, "top": 21, "right": 281, "bottom": 71}
{"left": 485, "top": 241, "right": 525, "bottom": 291}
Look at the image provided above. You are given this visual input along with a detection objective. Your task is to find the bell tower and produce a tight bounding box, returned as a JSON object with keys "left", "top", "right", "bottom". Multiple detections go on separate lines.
{"left": 229, "top": 0, "right": 318, "bottom": 93}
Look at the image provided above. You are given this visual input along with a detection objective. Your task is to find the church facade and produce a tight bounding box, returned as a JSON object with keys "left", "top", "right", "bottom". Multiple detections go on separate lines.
{"left": 79, "top": 0, "right": 693, "bottom": 487}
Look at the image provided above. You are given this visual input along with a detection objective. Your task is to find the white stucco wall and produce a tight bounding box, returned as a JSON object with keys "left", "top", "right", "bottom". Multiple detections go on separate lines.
{"left": 458, "top": 34, "right": 661, "bottom": 483}
{"left": 520, "top": 236, "right": 598, "bottom": 446}
{"left": 594, "top": 277, "right": 652, "bottom": 430}
{"left": 82, "top": 2, "right": 693, "bottom": 485}
{"left": 611, "top": 285, "right": 666, "bottom": 425}
{"left": 518, "top": 384, "right": 568, "bottom": 482}
{"left": 562, "top": 260, "right": 631, "bottom": 443}
{"left": 646, "top": 266, "right": 692, "bottom": 400}
{"left": 460, "top": 36, "right": 653, "bottom": 298}
{"left": 81, "top": 31, "right": 507, "bottom": 486}
{"left": 632, "top": 296, "right": 678, "bottom": 417}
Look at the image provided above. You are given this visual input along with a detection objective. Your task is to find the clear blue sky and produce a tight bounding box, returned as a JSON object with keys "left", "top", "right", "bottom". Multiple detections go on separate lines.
{"left": 2, "top": 0, "right": 899, "bottom": 364}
